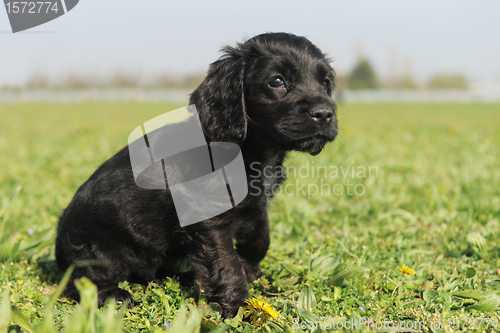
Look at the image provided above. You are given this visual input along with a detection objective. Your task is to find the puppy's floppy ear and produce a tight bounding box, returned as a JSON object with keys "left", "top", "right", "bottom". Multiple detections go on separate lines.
{"left": 189, "top": 48, "right": 247, "bottom": 144}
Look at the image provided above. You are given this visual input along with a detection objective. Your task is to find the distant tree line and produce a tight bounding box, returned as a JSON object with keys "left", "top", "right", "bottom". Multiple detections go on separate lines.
{"left": 0, "top": 60, "right": 468, "bottom": 91}
{"left": 0, "top": 72, "right": 205, "bottom": 91}
{"left": 336, "top": 58, "right": 468, "bottom": 91}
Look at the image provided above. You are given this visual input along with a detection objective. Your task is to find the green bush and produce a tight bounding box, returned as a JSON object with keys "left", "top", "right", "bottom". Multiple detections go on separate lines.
{"left": 348, "top": 59, "right": 379, "bottom": 90}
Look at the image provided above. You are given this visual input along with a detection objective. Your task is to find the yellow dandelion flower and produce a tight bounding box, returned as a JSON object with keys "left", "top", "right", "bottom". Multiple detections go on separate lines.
{"left": 399, "top": 264, "right": 415, "bottom": 276}
{"left": 243, "top": 298, "right": 279, "bottom": 326}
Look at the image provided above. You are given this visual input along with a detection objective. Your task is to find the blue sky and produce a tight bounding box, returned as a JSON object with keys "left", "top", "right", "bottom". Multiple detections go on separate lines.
{"left": 1, "top": 0, "right": 499, "bottom": 85}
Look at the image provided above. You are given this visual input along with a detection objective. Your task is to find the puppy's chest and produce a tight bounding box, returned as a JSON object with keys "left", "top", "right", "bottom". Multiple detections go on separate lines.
{"left": 249, "top": 154, "right": 286, "bottom": 205}
{"left": 262, "top": 160, "right": 284, "bottom": 194}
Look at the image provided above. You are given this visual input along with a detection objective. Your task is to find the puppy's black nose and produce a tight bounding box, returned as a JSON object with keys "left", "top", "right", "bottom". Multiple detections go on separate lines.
{"left": 309, "top": 107, "right": 334, "bottom": 122}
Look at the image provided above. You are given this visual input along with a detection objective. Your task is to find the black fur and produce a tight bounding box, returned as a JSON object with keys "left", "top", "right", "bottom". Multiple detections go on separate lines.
{"left": 55, "top": 32, "right": 338, "bottom": 318}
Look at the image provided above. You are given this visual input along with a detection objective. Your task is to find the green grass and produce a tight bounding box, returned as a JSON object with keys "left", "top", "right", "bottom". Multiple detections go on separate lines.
{"left": 0, "top": 102, "right": 500, "bottom": 332}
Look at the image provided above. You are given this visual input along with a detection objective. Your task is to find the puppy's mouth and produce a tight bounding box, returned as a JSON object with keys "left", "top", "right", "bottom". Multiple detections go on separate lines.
{"left": 296, "top": 132, "right": 336, "bottom": 156}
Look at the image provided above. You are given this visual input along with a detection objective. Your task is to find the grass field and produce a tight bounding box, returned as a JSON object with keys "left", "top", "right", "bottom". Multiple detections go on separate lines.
{"left": 0, "top": 102, "right": 499, "bottom": 332}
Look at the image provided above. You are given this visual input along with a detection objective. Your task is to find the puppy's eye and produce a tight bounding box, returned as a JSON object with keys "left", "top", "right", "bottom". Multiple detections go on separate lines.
{"left": 323, "top": 78, "right": 330, "bottom": 89}
{"left": 269, "top": 77, "right": 286, "bottom": 89}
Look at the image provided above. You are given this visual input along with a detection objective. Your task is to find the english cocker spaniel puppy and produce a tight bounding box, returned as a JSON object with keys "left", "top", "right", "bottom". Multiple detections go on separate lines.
{"left": 56, "top": 32, "right": 338, "bottom": 318}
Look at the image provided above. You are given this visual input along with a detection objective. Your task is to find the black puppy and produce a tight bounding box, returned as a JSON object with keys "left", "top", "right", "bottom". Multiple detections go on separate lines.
{"left": 56, "top": 32, "right": 337, "bottom": 318}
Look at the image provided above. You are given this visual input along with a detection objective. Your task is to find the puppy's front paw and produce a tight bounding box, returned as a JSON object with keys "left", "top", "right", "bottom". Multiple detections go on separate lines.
{"left": 98, "top": 287, "right": 135, "bottom": 308}
{"left": 209, "top": 289, "right": 248, "bottom": 318}
{"left": 220, "top": 299, "right": 246, "bottom": 319}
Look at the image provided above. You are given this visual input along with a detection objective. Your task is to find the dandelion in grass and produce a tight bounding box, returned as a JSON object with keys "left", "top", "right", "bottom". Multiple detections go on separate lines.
{"left": 399, "top": 264, "right": 415, "bottom": 277}
{"left": 243, "top": 297, "right": 279, "bottom": 326}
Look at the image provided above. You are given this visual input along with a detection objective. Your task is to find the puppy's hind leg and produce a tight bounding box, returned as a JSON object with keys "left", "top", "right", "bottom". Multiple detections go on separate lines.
{"left": 64, "top": 262, "right": 135, "bottom": 308}
{"left": 97, "top": 286, "right": 135, "bottom": 308}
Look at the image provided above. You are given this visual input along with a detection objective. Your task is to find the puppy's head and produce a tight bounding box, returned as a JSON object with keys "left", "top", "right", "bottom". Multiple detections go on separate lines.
{"left": 190, "top": 32, "right": 337, "bottom": 156}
